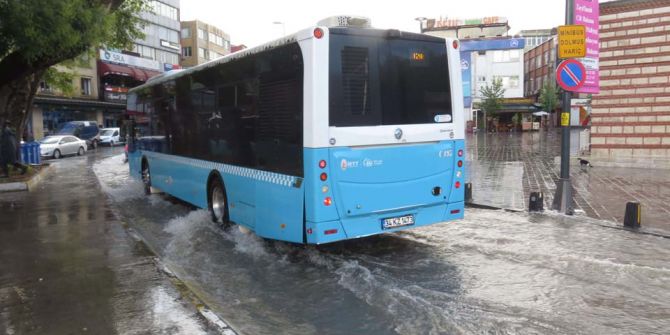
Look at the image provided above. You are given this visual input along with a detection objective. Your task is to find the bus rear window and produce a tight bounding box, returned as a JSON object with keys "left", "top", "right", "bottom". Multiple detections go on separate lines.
{"left": 329, "top": 30, "right": 452, "bottom": 127}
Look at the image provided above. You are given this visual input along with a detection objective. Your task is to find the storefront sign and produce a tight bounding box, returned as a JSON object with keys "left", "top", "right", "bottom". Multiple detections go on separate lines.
{"left": 163, "top": 63, "right": 182, "bottom": 71}
{"left": 99, "top": 49, "right": 160, "bottom": 71}
{"left": 160, "top": 40, "right": 181, "bottom": 51}
{"left": 460, "top": 38, "right": 525, "bottom": 52}
{"left": 574, "top": 0, "right": 599, "bottom": 93}
{"left": 426, "top": 16, "right": 508, "bottom": 29}
{"left": 460, "top": 52, "right": 472, "bottom": 106}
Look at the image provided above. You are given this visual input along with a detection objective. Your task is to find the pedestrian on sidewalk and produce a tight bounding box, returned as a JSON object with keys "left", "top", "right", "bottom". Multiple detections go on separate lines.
{"left": 0, "top": 120, "right": 28, "bottom": 178}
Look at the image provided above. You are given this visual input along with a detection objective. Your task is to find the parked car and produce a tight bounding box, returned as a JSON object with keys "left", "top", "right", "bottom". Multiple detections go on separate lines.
{"left": 39, "top": 135, "right": 87, "bottom": 159}
{"left": 56, "top": 121, "right": 100, "bottom": 149}
{"left": 99, "top": 127, "right": 121, "bottom": 146}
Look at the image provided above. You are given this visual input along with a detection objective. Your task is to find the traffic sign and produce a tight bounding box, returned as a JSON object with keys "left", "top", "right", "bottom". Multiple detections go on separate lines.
{"left": 556, "top": 59, "right": 586, "bottom": 92}
{"left": 558, "top": 25, "right": 586, "bottom": 59}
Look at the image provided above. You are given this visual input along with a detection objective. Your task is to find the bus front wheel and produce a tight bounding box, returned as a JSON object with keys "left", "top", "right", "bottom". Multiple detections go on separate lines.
{"left": 208, "top": 178, "right": 229, "bottom": 226}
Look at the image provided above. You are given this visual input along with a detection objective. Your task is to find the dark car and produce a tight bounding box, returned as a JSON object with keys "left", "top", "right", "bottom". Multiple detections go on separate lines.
{"left": 56, "top": 121, "right": 100, "bottom": 149}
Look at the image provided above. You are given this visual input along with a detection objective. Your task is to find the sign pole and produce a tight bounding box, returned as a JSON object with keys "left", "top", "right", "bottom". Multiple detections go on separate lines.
{"left": 552, "top": 0, "right": 574, "bottom": 215}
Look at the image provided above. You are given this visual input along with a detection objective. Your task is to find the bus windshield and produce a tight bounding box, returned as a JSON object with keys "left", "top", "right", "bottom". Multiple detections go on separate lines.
{"left": 329, "top": 28, "right": 452, "bottom": 127}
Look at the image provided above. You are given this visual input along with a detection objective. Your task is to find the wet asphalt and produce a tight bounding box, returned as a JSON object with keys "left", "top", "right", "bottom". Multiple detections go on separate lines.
{"left": 1, "top": 147, "right": 669, "bottom": 335}
{"left": 0, "top": 147, "right": 218, "bottom": 335}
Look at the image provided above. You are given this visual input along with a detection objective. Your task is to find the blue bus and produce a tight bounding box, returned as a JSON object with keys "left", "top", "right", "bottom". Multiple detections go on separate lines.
{"left": 125, "top": 17, "right": 465, "bottom": 244}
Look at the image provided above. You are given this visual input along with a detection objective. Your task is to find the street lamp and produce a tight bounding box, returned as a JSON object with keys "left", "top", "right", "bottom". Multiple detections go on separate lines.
{"left": 273, "top": 21, "right": 286, "bottom": 37}
{"left": 414, "top": 17, "right": 427, "bottom": 33}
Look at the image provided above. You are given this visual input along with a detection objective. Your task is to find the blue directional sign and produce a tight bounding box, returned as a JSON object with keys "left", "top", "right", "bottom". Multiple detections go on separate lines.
{"left": 556, "top": 59, "right": 586, "bottom": 92}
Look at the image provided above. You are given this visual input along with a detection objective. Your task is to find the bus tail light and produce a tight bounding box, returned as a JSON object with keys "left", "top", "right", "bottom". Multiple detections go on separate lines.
{"left": 320, "top": 172, "right": 328, "bottom": 181}
{"left": 319, "top": 160, "right": 327, "bottom": 169}
{"left": 324, "top": 197, "right": 332, "bottom": 206}
{"left": 458, "top": 149, "right": 463, "bottom": 157}
{"left": 324, "top": 229, "right": 338, "bottom": 235}
{"left": 455, "top": 181, "right": 461, "bottom": 189}
{"left": 451, "top": 209, "right": 461, "bottom": 214}
{"left": 458, "top": 160, "right": 463, "bottom": 167}
{"left": 452, "top": 40, "right": 459, "bottom": 49}
{"left": 307, "top": 228, "right": 313, "bottom": 234}
{"left": 314, "top": 28, "right": 324, "bottom": 39}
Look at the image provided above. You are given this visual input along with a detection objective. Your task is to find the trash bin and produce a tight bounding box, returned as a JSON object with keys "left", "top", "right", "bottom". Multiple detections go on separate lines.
{"left": 20, "top": 142, "right": 41, "bottom": 165}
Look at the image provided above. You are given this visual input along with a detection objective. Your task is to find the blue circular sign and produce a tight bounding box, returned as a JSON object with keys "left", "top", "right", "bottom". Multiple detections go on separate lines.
{"left": 556, "top": 59, "right": 586, "bottom": 92}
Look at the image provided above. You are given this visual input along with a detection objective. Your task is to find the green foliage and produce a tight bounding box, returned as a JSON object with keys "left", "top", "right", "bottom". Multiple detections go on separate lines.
{"left": 539, "top": 82, "right": 560, "bottom": 113}
{"left": 0, "top": 0, "right": 148, "bottom": 68}
{"left": 480, "top": 77, "right": 505, "bottom": 116}
{"left": 42, "top": 68, "right": 75, "bottom": 96}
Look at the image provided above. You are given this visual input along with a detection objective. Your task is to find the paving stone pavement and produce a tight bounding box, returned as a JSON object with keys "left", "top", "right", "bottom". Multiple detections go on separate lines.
{"left": 465, "top": 130, "right": 670, "bottom": 232}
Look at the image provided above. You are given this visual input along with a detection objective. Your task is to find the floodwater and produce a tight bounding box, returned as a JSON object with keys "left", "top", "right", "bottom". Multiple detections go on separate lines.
{"left": 94, "top": 154, "right": 670, "bottom": 335}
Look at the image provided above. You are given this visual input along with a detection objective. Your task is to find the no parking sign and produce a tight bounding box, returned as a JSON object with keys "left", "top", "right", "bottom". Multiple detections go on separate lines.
{"left": 556, "top": 59, "right": 586, "bottom": 92}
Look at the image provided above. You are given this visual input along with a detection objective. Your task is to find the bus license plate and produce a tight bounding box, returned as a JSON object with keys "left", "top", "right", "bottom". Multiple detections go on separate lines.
{"left": 382, "top": 215, "right": 415, "bottom": 229}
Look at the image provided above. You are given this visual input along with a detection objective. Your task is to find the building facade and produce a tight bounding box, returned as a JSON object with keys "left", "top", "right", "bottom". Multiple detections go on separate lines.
{"left": 31, "top": 53, "right": 118, "bottom": 139}
{"left": 591, "top": 0, "right": 670, "bottom": 157}
{"left": 524, "top": 36, "right": 557, "bottom": 98}
{"left": 180, "top": 20, "right": 231, "bottom": 67}
{"left": 30, "top": 1, "right": 181, "bottom": 139}
{"left": 518, "top": 29, "right": 555, "bottom": 51}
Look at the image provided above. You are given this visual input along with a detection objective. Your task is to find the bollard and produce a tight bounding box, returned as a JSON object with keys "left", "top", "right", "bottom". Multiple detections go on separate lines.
{"left": 529, "top": 192, "right": 544, "bottom": 212}
{"left": 464, "top": 182, "right": 472, "bottom": 203}
{"left": 623, "top": 202, "right": 641, "bottom": 228}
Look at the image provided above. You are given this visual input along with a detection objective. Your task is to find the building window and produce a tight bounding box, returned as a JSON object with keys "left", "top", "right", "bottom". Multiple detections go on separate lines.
{"left": 39, "top": 81, "right": 51, "bottom": 92}
{"left": 209, "top": 32, "right": 216, "bottom": 44}
{"left": 478, "top": 76, "right": 486, "bottom": 82}
{"left": 150, "top": 1, "right": 178, "bottom": 21}
{"left": 181, "top": 27, "right": 191, "bottom": 39}
{"left": 134, "top": 44, "right": 155, "bottom": 60}
{"left": 198, "top": 28, "right": 206, "bottom": 41}
{"left": 494, "top": 76, "right": 520, "bottom": 89}
{"left": 493, "top": 50, "right": 520, "bottom": 63}
{"left": 182, "top": 46, "right": 192, "bottom": 57}
{"left": 198, "top": 47, "right": 206, "bottom": 59}
{"left": 80, "top": 77, "right": 91, "bottom": 96}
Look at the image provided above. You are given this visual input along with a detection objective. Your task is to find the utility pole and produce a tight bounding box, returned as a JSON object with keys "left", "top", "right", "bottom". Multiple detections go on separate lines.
{"left": 552, "top": 0, "right": 574, "bottom": 215}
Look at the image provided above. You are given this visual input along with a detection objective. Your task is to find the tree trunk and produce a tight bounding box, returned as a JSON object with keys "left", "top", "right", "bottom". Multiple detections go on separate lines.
{"left": 0, "top": 70, "right": 44, "bottom": 141}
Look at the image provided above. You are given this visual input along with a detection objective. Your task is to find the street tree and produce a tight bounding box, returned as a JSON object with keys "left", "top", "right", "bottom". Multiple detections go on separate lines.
{"left": 539, "top": 82, "right": 560, "bottom": 114}
{"left": 480, "top": 78, "right": 505, "bottom": 130}
{"left": 0, "top": 0, "right": 149, "bottom": 137}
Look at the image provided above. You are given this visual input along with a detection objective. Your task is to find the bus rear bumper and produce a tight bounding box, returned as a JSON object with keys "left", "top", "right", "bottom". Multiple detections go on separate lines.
{"left": 306, "top": 201, "right": 464, "bottom": 244}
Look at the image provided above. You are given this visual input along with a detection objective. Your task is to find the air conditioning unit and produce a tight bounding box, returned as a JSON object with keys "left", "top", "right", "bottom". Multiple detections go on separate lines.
{"left": 317, "top": 15, "right": 371, "bottom": 28}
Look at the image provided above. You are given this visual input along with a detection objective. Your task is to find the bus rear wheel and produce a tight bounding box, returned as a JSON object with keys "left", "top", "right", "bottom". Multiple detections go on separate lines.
{"left": 208, "top": 178, "right": 229, "bottom": 226}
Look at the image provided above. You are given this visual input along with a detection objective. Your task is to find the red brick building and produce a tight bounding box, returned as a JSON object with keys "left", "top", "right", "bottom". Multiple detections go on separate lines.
{"left": 591, "top": 0, "right": 670, "bottom": 157}
{"left": 524, "top": 34, "right": 557, "bottom": 99}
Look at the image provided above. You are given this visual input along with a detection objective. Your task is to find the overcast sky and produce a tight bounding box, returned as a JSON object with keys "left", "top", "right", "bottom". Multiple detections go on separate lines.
{"left": 181, "top": 0, "right": 572, "bottom": 47}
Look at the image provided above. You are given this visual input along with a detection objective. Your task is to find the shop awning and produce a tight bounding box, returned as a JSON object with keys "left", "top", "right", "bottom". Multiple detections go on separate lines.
{"left": 98, "top": 62, "right": 161, "bottom": 82}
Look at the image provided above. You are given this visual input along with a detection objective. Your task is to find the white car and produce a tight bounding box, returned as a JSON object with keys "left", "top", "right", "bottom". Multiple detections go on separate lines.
{"left": 99, "top": 127, "right": 121, "bottom": 146}
{"left": 40, "top": 135, "right": 87, "bottom": 159}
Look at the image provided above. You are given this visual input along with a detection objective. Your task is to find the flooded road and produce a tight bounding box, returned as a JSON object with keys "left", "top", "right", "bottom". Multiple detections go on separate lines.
{"left": 94, "top": 154, "right": 670, "bottom": 335}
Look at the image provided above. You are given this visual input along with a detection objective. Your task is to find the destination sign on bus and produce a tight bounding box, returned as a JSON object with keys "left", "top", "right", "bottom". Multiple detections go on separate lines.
{"left": 411, "top": 52, "right": 425, "bottom": 61}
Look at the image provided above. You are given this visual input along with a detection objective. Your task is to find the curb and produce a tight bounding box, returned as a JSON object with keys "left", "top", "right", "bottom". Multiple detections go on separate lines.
{"left": 466, "top": 202, "right": 670, "bottom": 239}
{"left": 0, "top": 164, "right": 52, "bottom": 192}
{"left": 554, "top": 156, "right": 670, "bottom": 170}
{"left": 126, "top": 228, "right": 239, "bottom": 335}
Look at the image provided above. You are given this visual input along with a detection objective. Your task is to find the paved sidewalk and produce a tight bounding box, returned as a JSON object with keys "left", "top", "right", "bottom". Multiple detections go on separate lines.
{"left": 466, "top": 130, "right": 670, "bottom": 232}
{"left": 0, "top": 152, "right": 219, "bottom": 334}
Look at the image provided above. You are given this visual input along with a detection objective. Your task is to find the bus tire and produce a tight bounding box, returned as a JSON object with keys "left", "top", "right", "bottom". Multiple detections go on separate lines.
{"left": 141, "top": 159, "right": 151, "bottom": 195}
{"left": 208, "top": 175, "right": 229, "bottom": 226}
